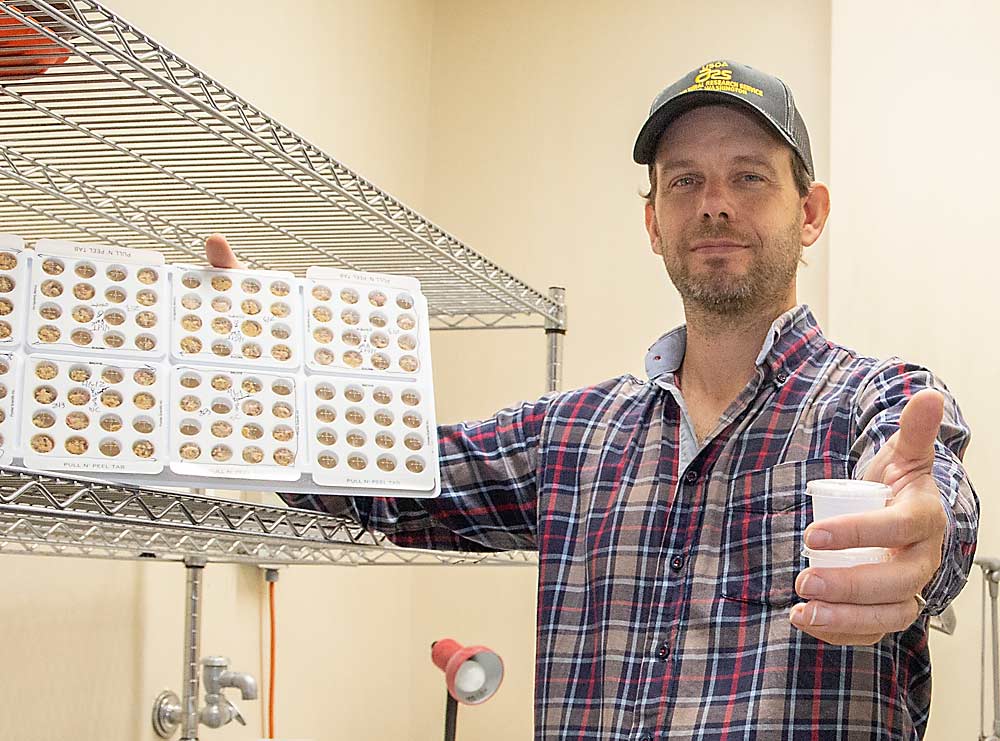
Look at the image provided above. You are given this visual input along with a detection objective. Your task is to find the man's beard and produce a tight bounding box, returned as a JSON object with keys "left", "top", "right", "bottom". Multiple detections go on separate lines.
{"left": 662, "top": 218, "right": 802, "bottom": 317}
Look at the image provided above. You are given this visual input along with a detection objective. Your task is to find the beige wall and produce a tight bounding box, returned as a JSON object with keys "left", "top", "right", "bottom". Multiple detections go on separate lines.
{"left": 829, "top": 1, "right": 999, "bottom": 737}
{"left": 7, "top": 1, "right": 990, "bottom": 739}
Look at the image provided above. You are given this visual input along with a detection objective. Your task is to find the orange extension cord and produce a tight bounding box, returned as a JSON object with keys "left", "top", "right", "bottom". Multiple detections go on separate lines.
{"left": 269, "top": 578, "right": 276, "bottom": 738}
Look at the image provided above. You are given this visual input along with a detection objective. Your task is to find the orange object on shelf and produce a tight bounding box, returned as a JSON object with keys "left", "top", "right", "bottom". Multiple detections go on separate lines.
{"left": 0, "top": 5, "right": 70, "bottom": 80}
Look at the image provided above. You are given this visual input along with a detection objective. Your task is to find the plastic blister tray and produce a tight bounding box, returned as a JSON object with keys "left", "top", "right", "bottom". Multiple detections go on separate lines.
{"left": 28, "top": 240, "right": 167, "bottom": 358}
{"left": 306, "top": 376, "right": 436, "bottom": 492}
{"left": 170, "top": 266, "right": 303, "bottom": 370}
{"left": 0, "top": 352, "right": 20, "bottom": 465}
{"left": 0, "top": 235, "right": 31, "bottom": 347}
{"left": 304, "top": 267, "right": 424, "bottom": 377}
{"left": 169, "top": 366, "right": 302, "bottom": 481}
{"left": 1, "top": 237, "right": 439, "bottom": 498}
{"left": 20, "top": 354, "right": 167, "bottom": 474}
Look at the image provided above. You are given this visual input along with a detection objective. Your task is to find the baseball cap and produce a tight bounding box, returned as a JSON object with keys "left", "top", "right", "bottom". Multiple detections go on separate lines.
{"left": 632, "top": 60, "right": 814, "bottom": 179}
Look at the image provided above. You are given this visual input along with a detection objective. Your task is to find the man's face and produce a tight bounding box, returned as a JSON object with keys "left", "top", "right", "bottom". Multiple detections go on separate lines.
{"left": 644, "top": 104, "right": 807, "bottom": 318}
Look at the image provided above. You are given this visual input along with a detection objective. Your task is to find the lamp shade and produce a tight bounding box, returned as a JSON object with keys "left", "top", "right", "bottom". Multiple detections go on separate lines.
{"left": 431, "top": 639, "right": 504, "bottom": 705}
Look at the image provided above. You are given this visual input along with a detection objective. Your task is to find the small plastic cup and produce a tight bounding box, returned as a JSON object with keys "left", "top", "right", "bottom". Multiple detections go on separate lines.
{"left": 806, "top": 479, "right": 891, "bottom": 522}
{"left": 803, "top": 546, "right": 890, "bottom": 569}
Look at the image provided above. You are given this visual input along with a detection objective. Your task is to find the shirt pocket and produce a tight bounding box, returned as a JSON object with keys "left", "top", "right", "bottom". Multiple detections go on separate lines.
{"left": 720, "top": 456, "right": 849, "bottom": 607}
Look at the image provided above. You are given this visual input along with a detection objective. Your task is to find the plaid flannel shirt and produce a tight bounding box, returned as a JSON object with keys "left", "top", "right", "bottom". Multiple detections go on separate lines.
{"left": 284, "top": 304, "right": 978, "bottom": 740}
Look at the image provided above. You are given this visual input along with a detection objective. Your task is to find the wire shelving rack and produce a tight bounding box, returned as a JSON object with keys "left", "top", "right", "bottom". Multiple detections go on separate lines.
{"left": 0, "top": 0, "right": 564, "bottom": 568}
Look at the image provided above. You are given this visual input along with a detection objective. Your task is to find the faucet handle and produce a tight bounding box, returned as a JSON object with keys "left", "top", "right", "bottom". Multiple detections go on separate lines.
{"left": 199, "top": 694, "right": 246, "bottom": 730}
{"left": 224, "top": 696, "right": 246, "bottom": 727}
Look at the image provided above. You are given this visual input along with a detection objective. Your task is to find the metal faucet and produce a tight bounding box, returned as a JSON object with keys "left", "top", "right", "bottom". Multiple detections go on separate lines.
{"left": 153, "top": 655, "right": 259, "bottom": 737}
{"left": 151, "top": 561, "right": 261, "bottom": 739}
{"left": 199, "top": 656, "right": 258, "bottom": 728}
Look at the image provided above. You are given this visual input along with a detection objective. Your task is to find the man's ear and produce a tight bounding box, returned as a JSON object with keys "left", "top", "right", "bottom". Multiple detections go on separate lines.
{"left": 645, "top": 200, "right": 663, "bottom": 256}
{"left": 801, "top": 182, "right": 831, "bottom": 248}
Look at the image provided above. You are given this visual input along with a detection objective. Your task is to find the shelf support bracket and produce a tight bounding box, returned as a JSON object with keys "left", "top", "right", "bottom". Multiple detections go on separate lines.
{"left": 544, "top": 286, "right": 566, "bottom": 393}
{"left": 180, "top": 557, "right": 207, "bottom": 740}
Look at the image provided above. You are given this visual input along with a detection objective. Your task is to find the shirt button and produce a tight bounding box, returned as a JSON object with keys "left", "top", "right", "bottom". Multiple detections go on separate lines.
{"left": 640, "top": 736, "right": 652, "bottom": 741}
{"left": 656, "top": 643, "right": 669, "bottom": 660}
{"left": 776, "top": 370, "right": 789, "bottom": 384}
{"left": 683, "top": 470, "right": 698, "bottom": 484}
{"left": 670, "top": 554, "right": 686, "bottom": 573}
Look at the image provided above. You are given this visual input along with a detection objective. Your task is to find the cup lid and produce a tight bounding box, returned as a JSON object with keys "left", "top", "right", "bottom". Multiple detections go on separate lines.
{"left": 802, "top": 546, "right": 891, "bottom": 565}
{"left": 806, "top": 479, "right": 892, "bottom": 499}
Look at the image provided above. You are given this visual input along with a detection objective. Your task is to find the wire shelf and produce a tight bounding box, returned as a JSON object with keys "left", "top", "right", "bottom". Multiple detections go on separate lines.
{"left": 0, "top": 0, "right": 558, "bottom": 567}
{"left": 0, "top": 0, "right": 566, "bottom": 331}
{"left": 0, "top": 467, "right": 538, "bottom": 566}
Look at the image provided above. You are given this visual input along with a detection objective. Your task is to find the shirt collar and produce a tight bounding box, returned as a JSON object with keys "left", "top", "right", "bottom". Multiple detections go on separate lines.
{"left": 644, "top": 304, "right": 826, "bottom": 383}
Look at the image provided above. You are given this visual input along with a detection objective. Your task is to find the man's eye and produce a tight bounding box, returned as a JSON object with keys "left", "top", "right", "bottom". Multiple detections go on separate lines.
{"left": 671, "top": 177, "right": 695, "bottom": 188}
{"left": 740, "top": 173, "right": 765, "bottom": 182}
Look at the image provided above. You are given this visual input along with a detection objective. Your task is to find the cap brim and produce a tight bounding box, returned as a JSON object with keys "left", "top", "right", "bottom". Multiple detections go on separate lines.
{"left": 633, "top": 89, "right": 790, "bottom": 165}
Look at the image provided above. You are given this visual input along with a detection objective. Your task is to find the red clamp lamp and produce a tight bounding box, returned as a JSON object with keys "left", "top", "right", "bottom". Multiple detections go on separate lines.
{"left": 431, "top": 639, "right": 504, "bottom": 741}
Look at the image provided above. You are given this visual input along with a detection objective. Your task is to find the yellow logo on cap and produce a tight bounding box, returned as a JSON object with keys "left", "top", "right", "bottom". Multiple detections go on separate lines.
{"left": 694, "top": 61, "right": 732, "bottom": 84}
{"left": 685, "top": 61, "right": 763, "bottom": 98}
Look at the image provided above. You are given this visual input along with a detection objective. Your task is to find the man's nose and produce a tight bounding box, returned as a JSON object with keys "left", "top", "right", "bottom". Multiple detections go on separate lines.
{"left": 698, "top": 180, "right": 734, "bottom": 221}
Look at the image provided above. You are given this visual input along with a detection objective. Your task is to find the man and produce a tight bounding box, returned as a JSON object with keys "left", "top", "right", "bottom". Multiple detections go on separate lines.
{"left": 205, "top": 60, "right": 977, "bottom": 739}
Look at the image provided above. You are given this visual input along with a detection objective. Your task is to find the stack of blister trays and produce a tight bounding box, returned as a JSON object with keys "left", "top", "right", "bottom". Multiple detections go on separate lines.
{"left": 1, "top": 235, "right": 439, "bottom": 498}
